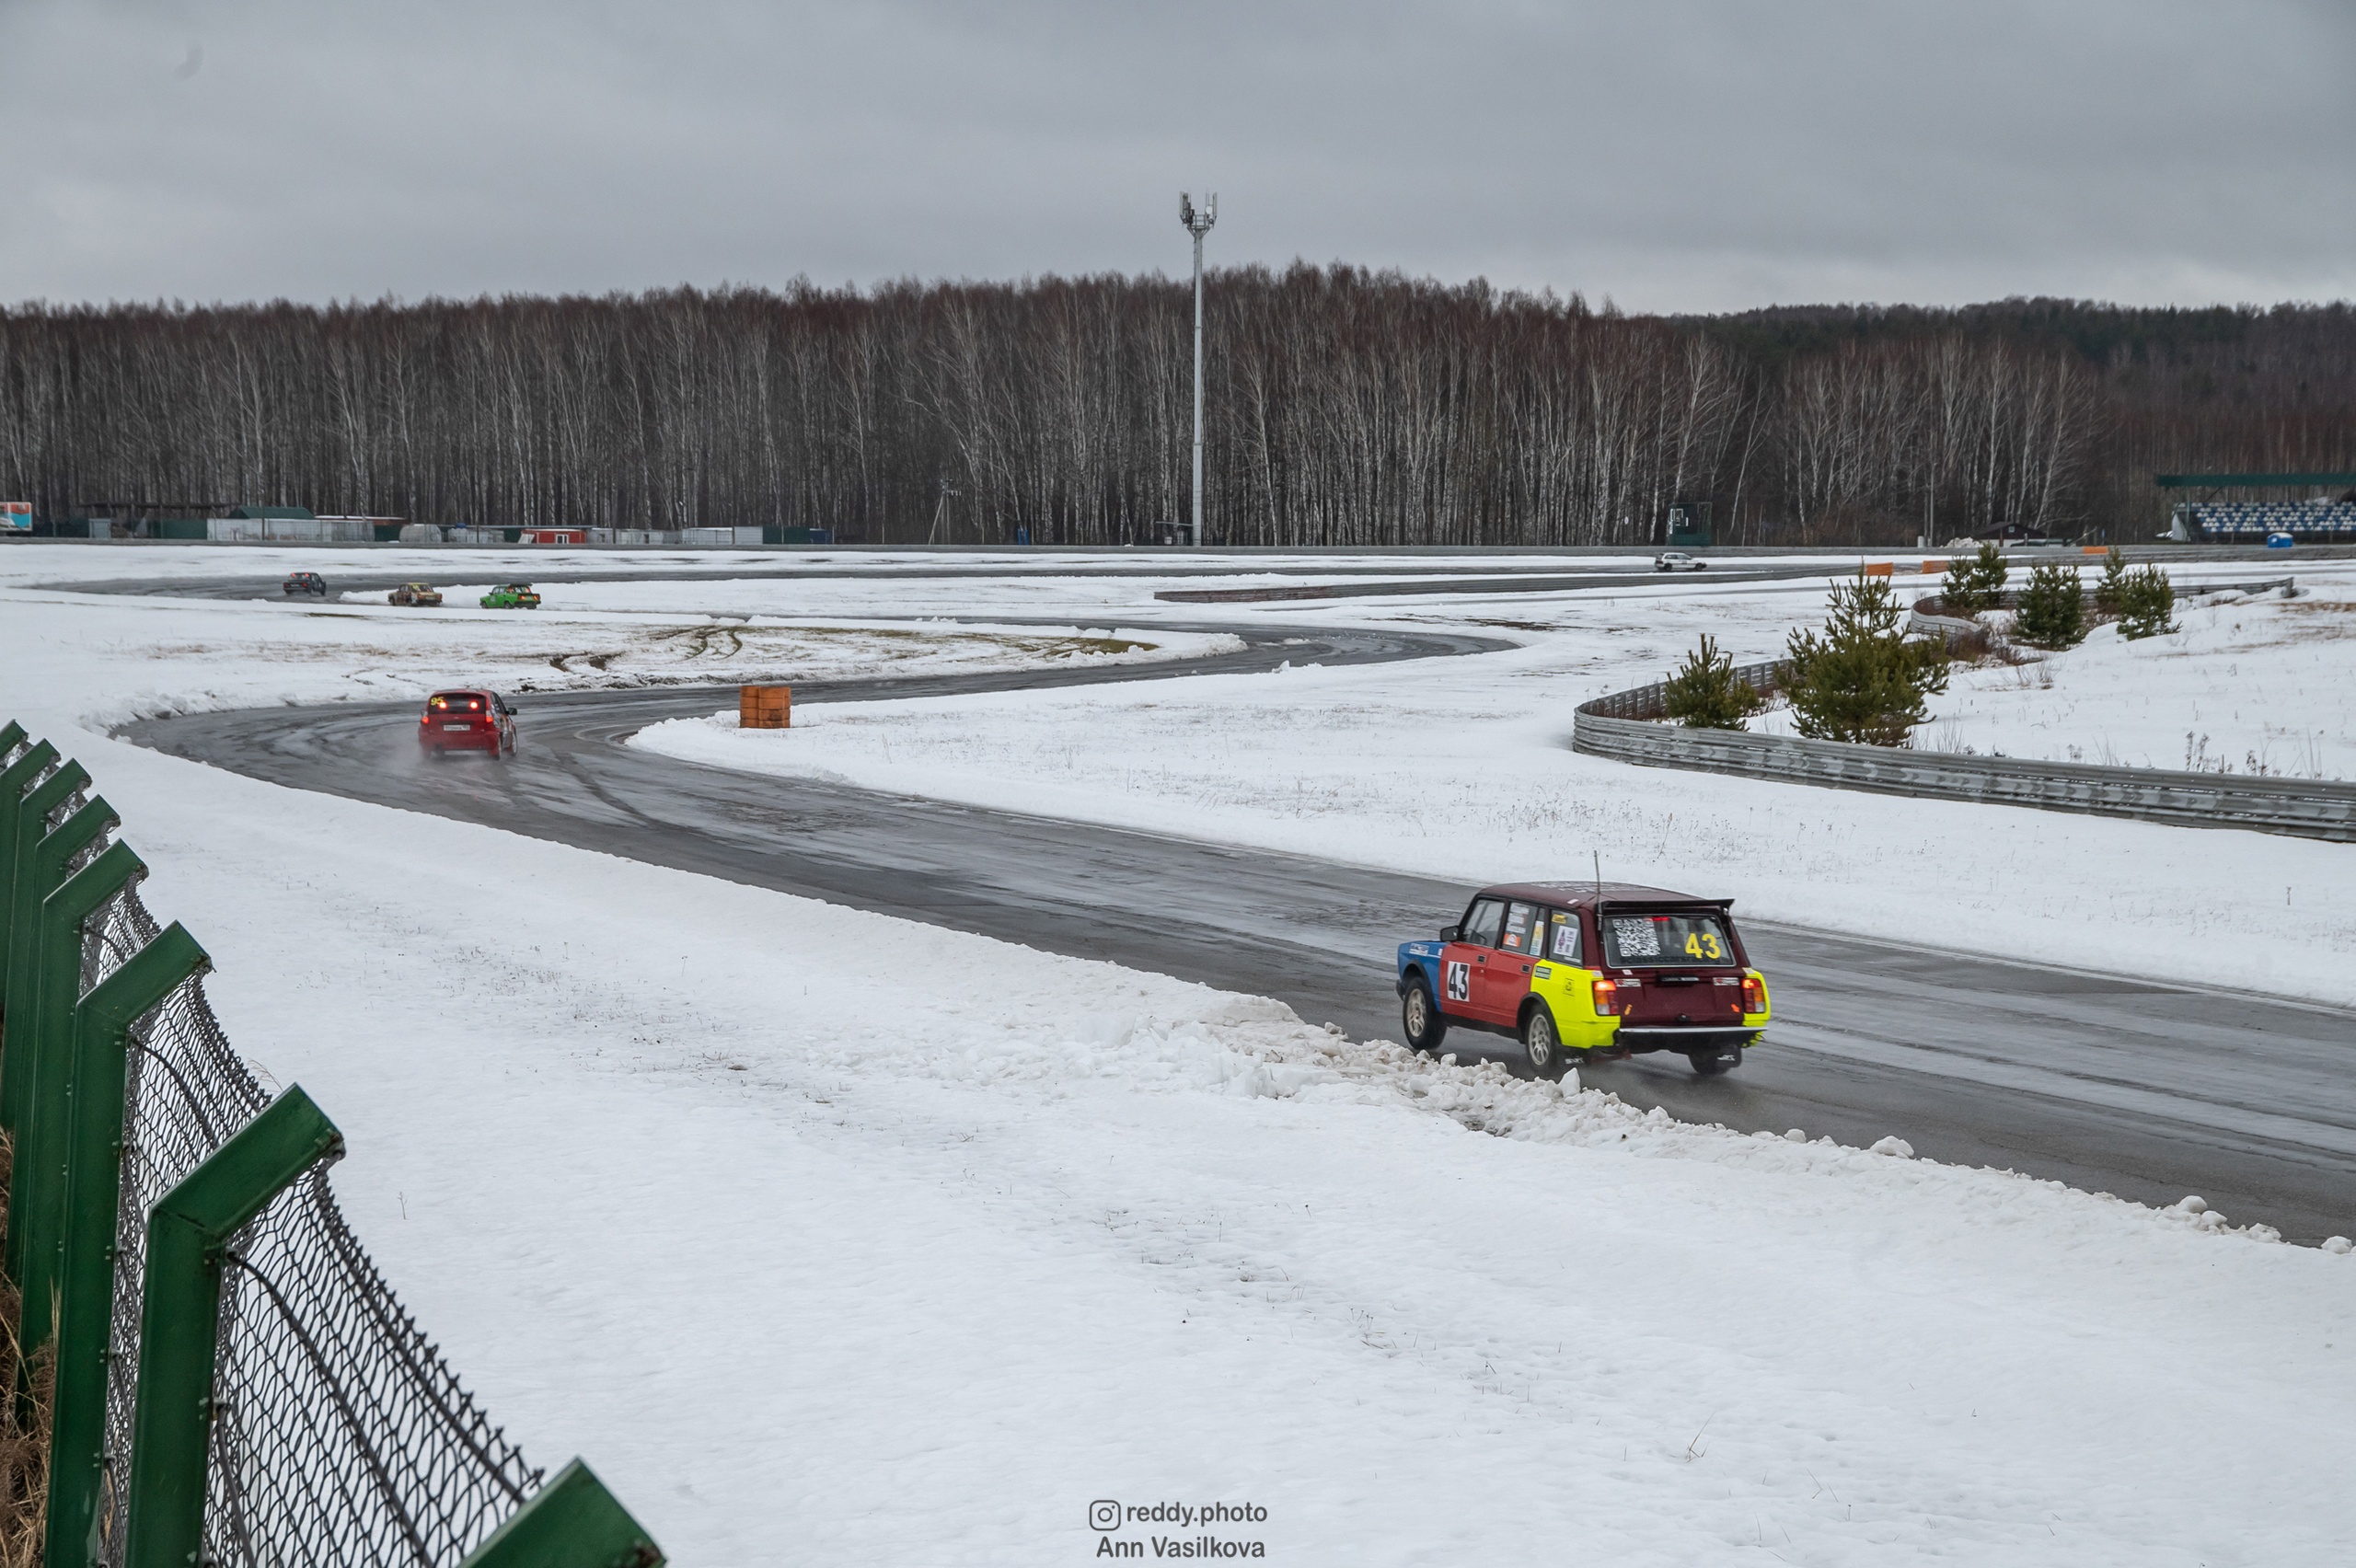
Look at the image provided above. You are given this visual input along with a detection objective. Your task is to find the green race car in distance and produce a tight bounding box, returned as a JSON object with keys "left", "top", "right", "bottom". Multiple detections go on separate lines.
{"left": 479, "top": 583, "right": 541, "bottom": 609}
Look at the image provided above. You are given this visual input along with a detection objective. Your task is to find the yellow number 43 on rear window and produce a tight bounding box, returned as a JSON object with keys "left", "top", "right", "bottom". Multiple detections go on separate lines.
{"left": 1685, "top": 931, "right": 1725, "bottom": 960}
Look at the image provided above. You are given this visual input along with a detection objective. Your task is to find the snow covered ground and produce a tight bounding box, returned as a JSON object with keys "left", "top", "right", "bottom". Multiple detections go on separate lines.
{"left": 0, "top": 553, "right": 1230, "bottom": 724}
{"left": 1895, "top": 580, "right": 2356, "bottom": 778}
{"left": 3, "top": 543, "right": 2353, "bottom": 1563}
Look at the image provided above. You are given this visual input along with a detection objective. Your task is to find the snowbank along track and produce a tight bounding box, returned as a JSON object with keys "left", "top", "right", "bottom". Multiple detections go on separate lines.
{"left": 117, "top": 607, "right": 2356, "bottom": 1243}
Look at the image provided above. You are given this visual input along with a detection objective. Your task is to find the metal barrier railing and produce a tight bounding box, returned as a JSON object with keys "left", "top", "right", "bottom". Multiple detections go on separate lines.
{"left": 0, "top": 721, "right": 664, "bottom": 1568}
{"left": 1570, "top": 628, "right": 2356, "bottom": 843}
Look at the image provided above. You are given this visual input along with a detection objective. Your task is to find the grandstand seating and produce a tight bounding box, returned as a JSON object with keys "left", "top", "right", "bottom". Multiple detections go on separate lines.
{"left": 2177, "top": 500, "right": 2356, "bottom": 541}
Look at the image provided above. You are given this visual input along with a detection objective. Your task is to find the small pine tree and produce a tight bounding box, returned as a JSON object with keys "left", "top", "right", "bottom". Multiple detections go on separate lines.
{"left": 1783, "top": 571, "right": 1952, "bottom": 746}
{"left": 2013, "top": 561, "right": 2086, "bottom": 649}
{"left": 1661, "top": 634, "right": 1761, "bottom": 730}
{"left": 1940, "top": 542, "right": 2008, "bottom": 615}
{"left": 2117, "top": 565, "right": 2177, "bottom": 640}
{"left": 2092, "top": 548, "right": 2131, "bottom": 617}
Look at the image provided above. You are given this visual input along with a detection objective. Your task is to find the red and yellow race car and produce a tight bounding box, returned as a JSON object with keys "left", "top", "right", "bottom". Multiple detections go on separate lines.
{"left": 1395, "top": 882, "right": 1769, "bottom": 1079}
{"left": 417, "top": 688, "right": 517, "bottom": 758}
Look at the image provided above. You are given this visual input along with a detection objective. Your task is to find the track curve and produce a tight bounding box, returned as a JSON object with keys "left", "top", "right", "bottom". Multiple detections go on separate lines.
{"left": 119, "top": 611, "right": 2356, "bottom": 1243}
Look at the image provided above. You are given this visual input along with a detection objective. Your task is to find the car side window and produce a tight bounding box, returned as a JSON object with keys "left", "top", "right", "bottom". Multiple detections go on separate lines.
{"left": 1546, "top": 910, "right": 1581, "bottom": 963}
{"left": 1460, "top": 898, "right": 1506, "bottom": 949}
{"left": 1498, "top": 901, "right": 1539, "bottom": 955}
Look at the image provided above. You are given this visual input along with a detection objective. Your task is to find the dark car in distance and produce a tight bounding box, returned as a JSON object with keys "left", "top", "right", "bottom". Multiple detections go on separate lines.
{"left": 282, "top": 571, "right": 328, "bottom": 596}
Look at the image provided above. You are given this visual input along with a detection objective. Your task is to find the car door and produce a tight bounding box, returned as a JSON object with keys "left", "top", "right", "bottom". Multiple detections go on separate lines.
{"left": 1438, "top": 897, "right": 1504, "bottom": 1020}
{"left": 1475, "top": 900, "right": 1542, "bottom": 1024}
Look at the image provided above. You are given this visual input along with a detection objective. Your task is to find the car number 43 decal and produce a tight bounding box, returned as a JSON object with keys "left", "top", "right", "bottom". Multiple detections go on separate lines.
{"left": 1445, "top": 961, "right": 1472, "bottom": 1003}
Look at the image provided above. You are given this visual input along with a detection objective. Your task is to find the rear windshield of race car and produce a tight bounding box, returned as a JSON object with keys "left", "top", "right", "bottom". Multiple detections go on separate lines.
{"left": 1601, "top": 910, "right": 1738, "bottom": 968}
{"left": 427, "top": 692, "right": 488, "bottom": 712}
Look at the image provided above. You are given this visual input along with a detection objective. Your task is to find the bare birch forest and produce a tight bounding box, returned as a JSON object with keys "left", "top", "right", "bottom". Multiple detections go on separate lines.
{"left": 3, "top": 268, "right": 2350, "bottom": 544}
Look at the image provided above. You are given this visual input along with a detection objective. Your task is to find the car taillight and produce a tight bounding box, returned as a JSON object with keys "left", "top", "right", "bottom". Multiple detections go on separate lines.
{"left": 1591, "top": 977, "right": 1619, "bottom": 1017}
{"left": 1741, "top": 974, "right": 1767, "bottom": 1013}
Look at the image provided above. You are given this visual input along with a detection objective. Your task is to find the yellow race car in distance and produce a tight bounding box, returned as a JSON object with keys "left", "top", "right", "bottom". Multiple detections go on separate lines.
{"left": 387, "top": 582, "right": 444, "bottom": 606}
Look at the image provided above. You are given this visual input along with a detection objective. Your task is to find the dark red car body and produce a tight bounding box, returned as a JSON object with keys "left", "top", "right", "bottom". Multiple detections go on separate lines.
{"left": 418, "top": 689, "right": 516, "bottom": 757}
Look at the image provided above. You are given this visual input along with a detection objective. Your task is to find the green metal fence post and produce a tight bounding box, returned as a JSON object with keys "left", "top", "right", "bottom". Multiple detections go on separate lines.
{"left": 0, "top": 740, "right": 63, "bottom": 987}
{"left": 0, "top": 797, "right": 121, "bottom": 1139}
{"left": 0, "top": 790, "right": 118, "bottom": 1104}
{"left": 5, "top": 757, "right": 87, "bottom": 1032}
{"left": 43, "top": 921, "right": 207, "bottom": 1568}
{"left": 457, "top": 1458, "right": 665, "bottom": 1568}
{"left": 122, "top": 1086, "right": 342, "bottom": 1568}
{"left": 5, "top": 827, "right": 133, "bottom": 1330}
{"left": 0, "top": 722, "right": 24, "bottom": 755}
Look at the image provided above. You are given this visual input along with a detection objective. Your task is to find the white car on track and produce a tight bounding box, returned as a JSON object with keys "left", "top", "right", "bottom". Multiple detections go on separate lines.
{"left": 1653, "top": 551, "right": 1707, "bottom": 571}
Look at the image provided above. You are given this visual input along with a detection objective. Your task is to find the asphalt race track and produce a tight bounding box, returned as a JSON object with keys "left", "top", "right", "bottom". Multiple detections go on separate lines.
{"left": 121, "top": 616, "right": 2356, "bottom": 1242}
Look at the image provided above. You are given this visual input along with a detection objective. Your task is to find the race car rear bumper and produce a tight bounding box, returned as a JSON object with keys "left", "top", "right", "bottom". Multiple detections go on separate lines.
{"left": 1610, "top": 1025, "right": 1761, "bottom": 1054}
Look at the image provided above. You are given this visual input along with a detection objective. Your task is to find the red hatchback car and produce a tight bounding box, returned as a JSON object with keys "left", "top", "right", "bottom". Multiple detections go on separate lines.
{"left": 418, "top": 689, "right": 516, "bottom": 758}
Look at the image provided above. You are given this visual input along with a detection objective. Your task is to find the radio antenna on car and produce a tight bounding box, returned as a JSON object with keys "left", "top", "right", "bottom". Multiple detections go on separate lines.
{"left": 1593, "top": 850, "right": 1602, "bottom": 903}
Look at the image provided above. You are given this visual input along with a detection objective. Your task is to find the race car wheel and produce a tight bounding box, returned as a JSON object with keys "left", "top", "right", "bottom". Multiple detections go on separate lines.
{"left": 1523, "top": 1005, "right": 1568, "bottom": 1081}
{"left": 1402, "top": 978, "right": 1448, "bottom": 1055}
{"left": 1688, "top": 1047, "right": 1740, "bottom": 1077}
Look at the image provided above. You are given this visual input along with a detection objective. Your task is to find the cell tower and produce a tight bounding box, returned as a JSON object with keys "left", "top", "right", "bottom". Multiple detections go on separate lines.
{"left": 1179, "top": 191, "right": 1217, "bottom": 548}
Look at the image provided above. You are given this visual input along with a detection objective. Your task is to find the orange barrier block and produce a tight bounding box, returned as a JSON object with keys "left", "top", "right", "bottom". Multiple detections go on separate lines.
{"left": 2083, "top": 545, "right": 2109, "bottom": 555}
{"left": 1921, "top": 559, "right": 1948, "bottom": 574}
{"left": 1864, "top": 561, "right": 1894, "bottom": 577}
{"left": 740, "top": 684, "right": 791, "bottom": 729}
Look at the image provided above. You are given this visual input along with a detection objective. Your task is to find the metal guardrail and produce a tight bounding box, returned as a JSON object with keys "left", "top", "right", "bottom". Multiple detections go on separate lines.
{"left": 1571, "top": 613, "right": 2356, "bottom": 843}
{"left": 1906, "top": 576, "right": 2298, "bottom": 645}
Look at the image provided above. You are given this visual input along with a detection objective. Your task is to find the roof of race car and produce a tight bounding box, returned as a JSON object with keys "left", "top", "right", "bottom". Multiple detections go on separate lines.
{"left": 1475, "top": 881, "right": 1730, "bottom": 910}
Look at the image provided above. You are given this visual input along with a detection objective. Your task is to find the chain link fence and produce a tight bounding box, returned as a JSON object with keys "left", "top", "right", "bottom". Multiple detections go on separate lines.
{"left": 1, "top": 724, "right": 656, "bottom": 1568}
{"left": 81, "top": 886, "right": 543, "bottom": 1566}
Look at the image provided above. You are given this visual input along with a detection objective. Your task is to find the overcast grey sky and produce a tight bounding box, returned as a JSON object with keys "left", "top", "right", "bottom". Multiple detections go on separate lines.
{"left": 5, "top": 0, "right": 2352, "bottom": 314}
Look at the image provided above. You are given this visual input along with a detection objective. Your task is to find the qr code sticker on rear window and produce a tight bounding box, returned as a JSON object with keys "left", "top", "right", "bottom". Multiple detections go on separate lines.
{"left": 1611, "top": 917, "right": 1661, "bottom": 957}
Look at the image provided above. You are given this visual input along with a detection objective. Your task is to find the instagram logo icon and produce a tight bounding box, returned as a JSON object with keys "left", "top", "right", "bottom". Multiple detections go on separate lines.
{"left": 1088, "top": 1500, "right": 1122, "bottom": 1532}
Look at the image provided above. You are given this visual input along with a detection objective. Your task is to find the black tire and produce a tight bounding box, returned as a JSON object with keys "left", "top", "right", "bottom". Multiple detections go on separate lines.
{"left": 1688, "top": 1048, "right": 1739, "bottom": 1077}
{"left": 1523, "top": 1004, "right": 1569, "bottom": 1081}
{"left": 1401, "top": 977, "right": 1448, "bottom": 1055}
